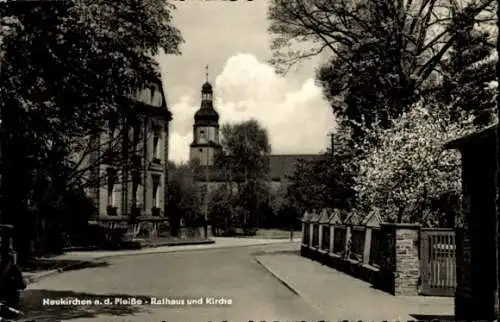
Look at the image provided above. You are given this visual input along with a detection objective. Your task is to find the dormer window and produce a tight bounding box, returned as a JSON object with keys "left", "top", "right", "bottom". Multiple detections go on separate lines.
{"left": 150, "top": 83, "right": 163, "bottom": 107}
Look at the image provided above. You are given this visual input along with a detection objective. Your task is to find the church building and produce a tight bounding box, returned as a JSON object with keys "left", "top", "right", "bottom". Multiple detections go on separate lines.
{"left": 188, "top": 69, "right": 324, "bottom": 193}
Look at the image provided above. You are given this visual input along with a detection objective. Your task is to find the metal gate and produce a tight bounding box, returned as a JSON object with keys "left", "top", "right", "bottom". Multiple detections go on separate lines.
{"left": 420, "top": 228, "right": 456, "bottom": 296}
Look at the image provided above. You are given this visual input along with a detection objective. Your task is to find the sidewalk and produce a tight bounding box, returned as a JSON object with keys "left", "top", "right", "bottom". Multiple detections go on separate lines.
{"left": 255, "top": 253, "right": 454, "bottom": 321}
{"left": 24, "top": 237, "right": 302, "bottom": 284}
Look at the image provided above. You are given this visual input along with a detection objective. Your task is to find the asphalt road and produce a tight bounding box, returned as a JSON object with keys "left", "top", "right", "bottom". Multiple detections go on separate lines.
{"left": 22, "top": 243, "right": 327, "bottom": 322}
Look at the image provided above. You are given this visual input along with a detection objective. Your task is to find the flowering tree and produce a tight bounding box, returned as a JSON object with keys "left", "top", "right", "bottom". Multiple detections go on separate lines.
{"left": 354, "top": 102, "right": 480, "bottom": 226}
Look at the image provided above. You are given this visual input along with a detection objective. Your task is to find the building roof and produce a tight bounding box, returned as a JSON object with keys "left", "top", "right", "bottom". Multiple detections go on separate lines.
{"left": 121, "top": 76, "right": 172, "bottom": 121}
{"left": 444, "top": 124, "right": 497, "bottom": 150}
{"left": 193, "top": 154, "right": 325, "bottom": 183}
{"left": 269, "top": 154, "right": 325, "bottom": 181}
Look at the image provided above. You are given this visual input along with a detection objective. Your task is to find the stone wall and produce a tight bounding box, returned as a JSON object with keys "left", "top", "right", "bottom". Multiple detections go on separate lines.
{"left": 379, "top": 224, "right": 420, "bottom": 296}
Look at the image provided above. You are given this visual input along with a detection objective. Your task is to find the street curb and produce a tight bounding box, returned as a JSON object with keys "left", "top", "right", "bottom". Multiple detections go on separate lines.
{"left": 25, "top": 240, "right": 301, "bottom": 284}
{"left": 61, "top": 239, "right": 215, "bottom": 252}
{"left": 253, "top": 254, "right": 329, "bottom": 320}
{"left": 254, "top": 256, "right": 300, "bottom": 296}
{"left": 25, "top": 259, "right": 106, "bottom": 284}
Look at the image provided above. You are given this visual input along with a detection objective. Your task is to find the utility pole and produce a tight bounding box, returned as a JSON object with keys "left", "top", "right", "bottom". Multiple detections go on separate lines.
{"left": 204, "top": 148, "right": 209, "bottom": 239}
{"left": 203, "top": 65, "right": 209, "bottom": 239}
{"left": 244, "top": 125, "right": 249, "bottom": 229}
{"left": 329, "top": 132, "right": 335, "bottom": 155}
{"left": 495, "top": 1, "right": 500, "bottom": 315}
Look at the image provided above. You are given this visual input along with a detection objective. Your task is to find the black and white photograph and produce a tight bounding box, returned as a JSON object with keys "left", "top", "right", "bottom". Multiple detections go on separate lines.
{"left": 0, "top": 0, "right": 499, "bottom": 321}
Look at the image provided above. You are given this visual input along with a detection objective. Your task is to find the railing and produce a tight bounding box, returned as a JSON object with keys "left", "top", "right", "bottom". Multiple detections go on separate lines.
{"left": 333, "top": 226, "right": 346, "bottom": 254}
{"left": 369, "top": 227, "right": 383, "bottom": 267}
{"left": 350, "top": 226, "right": 365, "bottom": 261}
{"left": 300, "top": 210, "right": 457, "bottom": 297}
{"left": 303, "top": 223, "right": 310, "bottom": 245}
{"left": 312, "top": 223, "right": 320, "bottom": 248}
{"left": 321, "top": 225, "right": 330, "bottom": 251}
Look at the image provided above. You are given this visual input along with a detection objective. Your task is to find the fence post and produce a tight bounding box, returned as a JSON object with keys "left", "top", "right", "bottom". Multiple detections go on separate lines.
{"left": 301, "top": 215, "right": 307, "bottom": 245}
{"left": 344, "top": 225, "right": 352, "bottom": 258}
{"left": 329, "top": 224, "right": 335, "bottom": 253}
{"left": 318, "top": 222, "right": 324, "bottom": 250}
{"left": 363, "top": 227, "right": 372, "bottom": 264}
{"left": 309, "top": 219, "right": 314, "bottom": 247}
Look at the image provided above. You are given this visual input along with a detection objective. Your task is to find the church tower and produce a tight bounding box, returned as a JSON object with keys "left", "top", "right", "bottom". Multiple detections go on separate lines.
{"left": 190, "top": 66, "right": 221, "bottom": 166}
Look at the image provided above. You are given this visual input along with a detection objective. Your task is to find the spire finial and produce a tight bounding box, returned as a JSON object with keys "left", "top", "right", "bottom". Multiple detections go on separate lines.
{"left": 205, "top": 65, "right": 209, "bottom": 83}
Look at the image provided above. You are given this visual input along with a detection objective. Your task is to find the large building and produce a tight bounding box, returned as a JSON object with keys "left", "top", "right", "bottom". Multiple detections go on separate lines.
{"left": 86, "top": 76, "right": 172, "bottom": 220}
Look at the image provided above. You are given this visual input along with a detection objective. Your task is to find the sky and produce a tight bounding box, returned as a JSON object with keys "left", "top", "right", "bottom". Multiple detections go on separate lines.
{"left": 158, "top": 0, "right": 336, "bottom": 164}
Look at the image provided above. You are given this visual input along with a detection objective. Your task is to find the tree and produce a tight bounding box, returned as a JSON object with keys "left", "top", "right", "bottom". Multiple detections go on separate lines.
{"left": 216, "top": 119, "right": 271, "bottom": 229}
{"left": 354, "top": 101, "right": 478, "bottom": 226}
{"left": 430, "top": 16, "right": 497, "bottom": 126}
{"left": 167, "top": 162, "right": 203, "bottom": 235}
{"left": 0, "top": 0, "right": 183, "bottom": 262}
{"left": 207, "top": 186, "right": 234, "bottom": 235}
{"left": 269, "top": 0, "right": 496, "bottom": 136}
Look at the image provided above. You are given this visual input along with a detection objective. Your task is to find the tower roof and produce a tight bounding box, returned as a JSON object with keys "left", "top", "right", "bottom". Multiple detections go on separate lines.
{"left": 194, "top": 66, "right": 218, "bottom": 124}
{"left": 194, "top": 105, "right": 219, "bottom": 122}
{"left": 202, "top": 81, "right": 212, "bottom": 93}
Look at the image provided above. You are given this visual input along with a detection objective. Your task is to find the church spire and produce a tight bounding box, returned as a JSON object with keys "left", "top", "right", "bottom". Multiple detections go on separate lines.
{"left": 201, "top": 64, "right": 213, "bottom": 95}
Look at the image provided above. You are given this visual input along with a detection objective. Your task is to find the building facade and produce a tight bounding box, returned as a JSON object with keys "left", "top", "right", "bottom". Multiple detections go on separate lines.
{"left": 87, "top": 77, "right": 172, "bottom": 220}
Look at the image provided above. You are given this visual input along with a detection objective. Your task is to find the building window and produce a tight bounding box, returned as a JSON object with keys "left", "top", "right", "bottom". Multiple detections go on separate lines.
{"left": 199, "top": 129, "right": 207, "bottom": 143}
{"left": 152, "top": 175, "right": 160, "bottom": 209}
{"left": 152, "top": 126, "right": 161, "bottom": 162}
{"left": 107, "top": 168, "right": 118, "bottom": 215}
{"left": 199, "top": 148, "right": 203, "bottom": 152}
{"left": 108, "top": 116, "right": 118, "bottom": 151}
{"left": 132, "top": 121, "right": 141, "bottom": 152}
{"left": 132, "top": 172, "right": 140, "bottom": 207}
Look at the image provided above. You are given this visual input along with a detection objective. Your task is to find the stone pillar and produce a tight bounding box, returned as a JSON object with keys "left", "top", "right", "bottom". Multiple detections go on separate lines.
{"left": 380, "top": 223, "right": 421, "bottom": 296}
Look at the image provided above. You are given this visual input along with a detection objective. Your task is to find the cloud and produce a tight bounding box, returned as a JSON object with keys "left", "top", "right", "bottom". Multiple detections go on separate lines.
{"left": 168, "top": 53, "right": 335, "bottom": 163}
